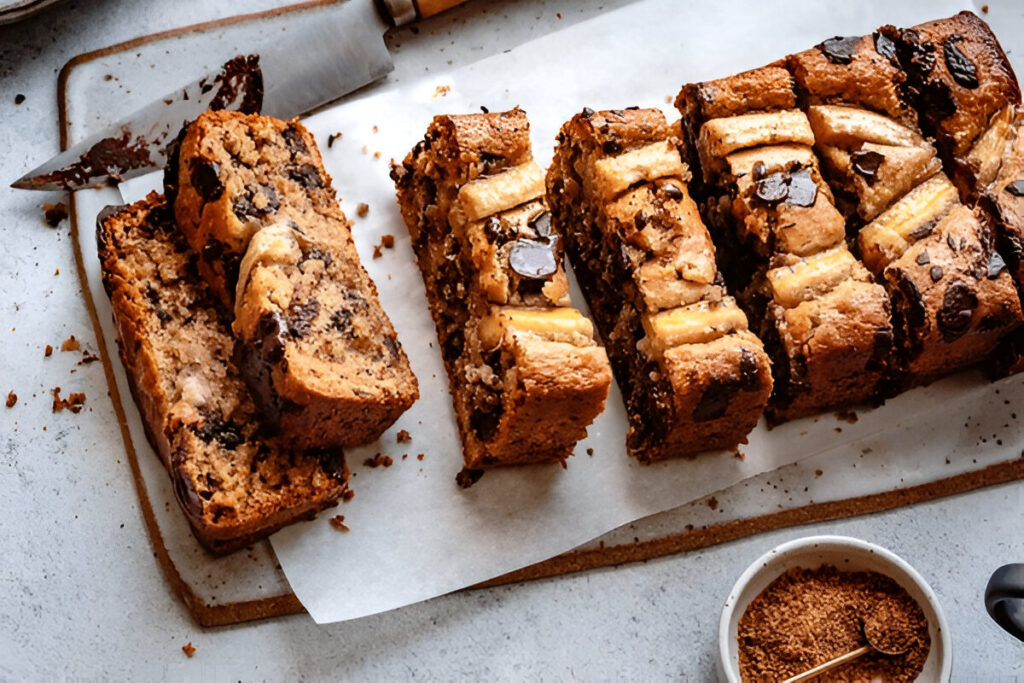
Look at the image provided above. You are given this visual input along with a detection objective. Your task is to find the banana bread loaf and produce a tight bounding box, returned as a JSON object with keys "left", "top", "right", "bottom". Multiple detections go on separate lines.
{"left": 392, "top": 108, "right": 611, "bottom": 470}
{"left": 97, "top": 193, "right": 348, "bottom": 553}
{"left": 166, "top": 111, "right": 418, "bottom": 449}
{"left": 546, "top": 107, "right": 772, "bottom": 460}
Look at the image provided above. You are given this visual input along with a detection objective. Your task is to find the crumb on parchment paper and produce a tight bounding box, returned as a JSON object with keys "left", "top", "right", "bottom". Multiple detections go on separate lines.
{"left": 5, "top": 391, "right": 16, "bottom": 408}
{"left": 181, "top": 642, "right": 195, "bottom": 658}
{"left": 51, "top": 387, "right": 86, "bottom": 414}
{"left": 60, "top": 335, "right": 80, "bottom": 352}
{"left": 329, "top": 515, "right": 349, "bottom": 532}
{"left": 396, "top": 429, "right": 411, "bottom": 443}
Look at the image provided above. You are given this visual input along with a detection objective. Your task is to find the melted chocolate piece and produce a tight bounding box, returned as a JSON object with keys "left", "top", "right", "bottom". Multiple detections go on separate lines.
{"left": 873, "top": 31, "right": 898, "bottom": 63}
{"left": 851, "top": 150, "right": 885, "bottom": 185}
{"left": 693, "top": 348, "right": 761, "bottom": 422}
{"left": 456, "top": 468, "right": 485, "bottom": 489}
{"left": 193, "top": 413, "right": 244, "bottom": 450}
{"left": 937, "top": 280, "right": 978, "bottom": 342}
{"left": 288, "top": 299, "right": 321, "bottom": 338}
{"left": 282, "top": 126, "right": 308, "bottom": 156}
{"left": 1005, "top": 180, "right": 1024, "bottom": 197}
{"left": 190, "top": 161, "right": 223, "bottom": 202}
{"left": 661, "top": 182, "right": 684, "bottom": 200}
{"left": 786, "top": 168, "right": 818, "bottom": 207}
{"left": 311, "top": 447, "right": 347, "bottom": 483}
{"left": 528, "top": 210, "right": 552, "bottom": 237}
{"left": 508, "top": 238, "right": 558, "bottom": 279}
{"left": 603, "top": 140, "right": 622, "bottom": 155}
{"left": 916, "top": 251, "right": 931, "bottom": 265}
{"left": 988, "top": 251, "right": 1008, "bottom": 279}
{"left": 930, "top": 265, "right": 944, "bottom": 282}
{"left": 258, "top": 312, "right": 288, "bottom": 362}
{"left": 900, "top": 29, "right": 936, "bottom": 79}
{"left": 896, "top": 274, "right": 926, "bottom": 330}
{"left": 30, "top": 131, "right": 154, "bottom": 190}
{"left": 289, "top": 163, "right": 323, "bottom": 189}
{"left": 633, "top": 211, "right": 649, "bottom": 231}
{"left": 755, "top": 172, "right": 789, "bottom": 204}
{"left": 752, "top": 161, "right": 767, "bottom": 181}
{"left": 817, "top": 36, "right": 861, "bottom": 65}
{"left": 232, "top": 184, "right": 279, "bottom": 219}
{"left": 944, "top": 38, "right": 979, "bottom": 89}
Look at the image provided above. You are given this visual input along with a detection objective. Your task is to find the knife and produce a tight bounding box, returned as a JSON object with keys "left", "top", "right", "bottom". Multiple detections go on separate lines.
{"left": 12, "top": 0, "right": 466, "bottom": 191}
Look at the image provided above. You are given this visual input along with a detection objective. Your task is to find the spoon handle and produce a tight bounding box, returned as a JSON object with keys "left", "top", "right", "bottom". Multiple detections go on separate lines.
{"left": 781, "top": 645, "right": 872, "bottom": 683}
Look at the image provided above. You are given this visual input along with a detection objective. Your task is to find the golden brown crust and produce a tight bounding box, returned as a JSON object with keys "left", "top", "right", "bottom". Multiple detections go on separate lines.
{"left": 97, "top": 194, "right": 347, "bottom": 553}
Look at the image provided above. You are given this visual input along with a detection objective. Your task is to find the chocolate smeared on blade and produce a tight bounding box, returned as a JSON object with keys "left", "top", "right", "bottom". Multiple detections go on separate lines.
{"left": 25, "top": 132, "right": 154, "bottom": 190}
{"left": 204, "top": 55, "right": 264, "bottom": 114}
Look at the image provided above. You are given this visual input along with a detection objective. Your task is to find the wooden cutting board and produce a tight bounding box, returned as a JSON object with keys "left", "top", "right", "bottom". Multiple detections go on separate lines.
{"left": 61, "top": 0, "right": 1023, "bottom": 626}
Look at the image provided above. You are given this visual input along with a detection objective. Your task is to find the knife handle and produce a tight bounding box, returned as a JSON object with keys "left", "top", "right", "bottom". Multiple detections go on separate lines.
{"left": 379, "top": 0, "right": 468, "bottom": 26}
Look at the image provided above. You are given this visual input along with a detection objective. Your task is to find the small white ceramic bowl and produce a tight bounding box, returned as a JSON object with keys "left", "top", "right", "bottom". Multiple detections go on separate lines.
{"left": 718, "top": 535, "right": 952, "bottom": 682}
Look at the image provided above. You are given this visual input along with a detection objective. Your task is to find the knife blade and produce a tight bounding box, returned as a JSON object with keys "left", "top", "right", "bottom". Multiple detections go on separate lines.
{"left": 13, "top": 0, "right": 466, "bottom": 191}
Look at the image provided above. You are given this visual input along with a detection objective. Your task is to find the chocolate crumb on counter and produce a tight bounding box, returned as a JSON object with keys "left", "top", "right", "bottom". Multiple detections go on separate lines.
{"left": 815, "top": 469, "right": 824, "bottom": 477}
{"left": 380, "top": 234, "right": 394, "bottom": 249}
{"left": 327, "top": 132, "right": 343, "bottom": 148}
{"left": 329, "top": 515, "right": 349, "bottom": 532}
{"left": 363, "top": 453, "right": 393, "bottom": 469}
{"left": 586, "top": 448, "right": 594, "bottom": 456}
{"left": 14, "top": 94, "right": 25, "bottom": 104}
{"left": 341, "top": 488, "right": 355, "bottom": 502}
{"left": 396, "top": 429, "right": 411, "bottom": 443}
{"left": 356, "top": 202, "right": 370, "bottom": 218}
{"left": 51, "top": 387, "right": 86, "bottom": 414}
{"left": 181, "top": 642, "right": 195, "bottom": 658}
{"left": 43, "top": 202, "right": 68, "bottom": 227}
{"left": 456, "top": 467, "right": 484, "bottom": 489}
{"left": 44, "top": 345, "right": 53, "bottom": 357}
{"left": 79, "top": 350, "right": 100, "bottom": 365}
{"left": 5, "top": 391, "right": 16, "bottom": 408}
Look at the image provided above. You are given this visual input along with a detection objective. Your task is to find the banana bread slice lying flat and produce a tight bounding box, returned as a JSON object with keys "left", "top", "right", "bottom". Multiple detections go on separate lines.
{"left": 97, "top": 193, "right": 348, "bottom": 553}
{"left": 166, "top": 111, "right": 418, "bottom": 449}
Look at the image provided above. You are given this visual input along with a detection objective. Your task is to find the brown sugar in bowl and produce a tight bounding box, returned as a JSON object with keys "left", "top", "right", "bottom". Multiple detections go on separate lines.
{"left": 718, "top": 535, "right": 952, "bottom": 682}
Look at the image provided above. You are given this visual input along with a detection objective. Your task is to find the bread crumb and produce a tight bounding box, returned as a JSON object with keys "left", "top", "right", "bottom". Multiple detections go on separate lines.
{"left": 361, "top": 145, "right": 368, "bottom": 154}
{"left": 327, "top": 132, "right": 343, "bottom": 148}
{"left": 707, "top": 496, "right": 719, "bottom": 510}
{"left": 981, "top": 3, "right": 989, "bottom": 12}
{"left": 665, "top": 94, "right": 673, "bottom": 103}
{"left": 815, "top": 468, "right": 824, "bottom": 477}
{"left": 44, "top": 344, "right": 53, "bottom": 357}
{"left": 372, "top": 244, "right": 383, "bottom": 259}
{"left": 5, "top": 391, "right": 16, "bottom": 408}
{"left": 372, "top": 125, "right": 379, "bottom": 134}
{"left": 363, "top": 453, "right": 393, "bottom": 468}
{"left": 356, "top": 202, "right": 370, "bottom": 218}
{"left": 381, "top": 234, "right": 395, "bottom": 249}
{"left": 79, "top": 350, "right": 100, "bottom": 365}
{"left": 373, "top": 151, "right": 381, "bottom": 159}
{"left": 51, "top": 387, "right": 86, "bottom": 414}
{"left": 396, "top": 429, "right": 411, "bottom": 443}
{"left": 341, "top": 488, "right": 355, "bottom": 502}
{"left": 60, "top": 335, "right": 81, "bottom": 352}
{"left": 329, "top": 515, "right": 349, "bottom": 532}
{"left": 433, "top": 84, "right": 451, "bottom": 98}
{"left": 416, "top": 453, "right": 425, "bottom": 461}
{"left": 54, "top": 268, "right": 60, "bottom": 276}
{"left": 181, "top": 642, "right": 195, "bottom": 658}
{"left": 43, "top": 202, "right": 68, "bottom": 227}
{"left": 586, "top": 447, "right": 594, "bottom": 456}
{"left": 456, "top": 467, "right": 484, "bottom": 489}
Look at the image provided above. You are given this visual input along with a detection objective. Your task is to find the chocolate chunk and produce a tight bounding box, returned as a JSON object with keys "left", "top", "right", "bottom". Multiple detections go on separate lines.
{"left": 303, "top": 246, "right": 333, "bottom": 268}
{"left": 851, "top": 150, "right": 885, "bottom": 185}
{"left": 873, "top": 31, "right": 897, "bottom": 63}
{"left": 752, "top": 161, "right": 766, "bottom": 181}
{"left": 693, "top": 380, "right": 737, "bottom": 422}
{"left": 508, "top": 238, "right": 558, "bottom": 279}
{"left": 937, "top": 280, "right": 978, "bottom": 342}
{"left": 233, "top": 184, "right": 279, "bottom": 220}
{"left": 483, "top": 216, "right": 511, "bottom": 242}
{"left": 817, "top": 36, "right": 861, "bottom": 64}
{"left": 661, "top": 182, "right": 684, "bottom": 200}
{"left": 901, "top": 29, "right": 936, "bottom": 79}
{"left": 786, "top": 167, "right": 818, "bottom": 207}
{"left": 311, "top": 447, "right": 347, "bottom": 483}
{"left": 609, "top": 109, "right": 625, "bottom": 118}
{"left": 1005, "top": 180, "right": 1024, "bottom": 197}
{"left": 908, "top": 221, "right": 935, "bottom": 241}
{"left": 258, "top": 312, "right": 288, "bottom": 362}
{"left": 201, "top": 239, "right": 224, "bottom": 263}
{"left": 737, "top": 348, "right": 761, "bottom": 391}
{"left": 288, "top": 299, "right": 320, "bottom": 338}
{"left": 190, "top": 161, "right": 223, "bottom": 202}
{"left": 282, "top": 126, "right": 308, "bottom": 155}
{"left": 603, "top": 140, "right": 622, "bottom": 155}
{"left": 944, "top": 38, "right": 979, "bottom": 89}
{"left": 193, "top": 413, "right": 244, "bottom": 450}
{"left": 289, "top": 163, "right": 323, "bottom": 189}
{"left": 528, "top": 210, "right": 552, "bottom": 237}
{"left": 916, "top": 251, "right": 931, "bottom": 265}
{"left": 173, "top": 470, "right": 205, "bottom": 518}
{"left": 947, "top": 234, "right": 959, "bottom": 251}
{"left": 755, "top": 171, "right": 789, "bottom": 204}
{"left": 634, "top": 211, "right": 649, "bottom": 231}
{"left": 469, "top": 404, "right": 502, "bottom": 442}
{"left": 988, "top": 251, "right": 1008, "bottom": 279}
{"left": 581, "top": 107, "right": 595, "bottom": 118}
{"left": 330, "top": 308, "right": 353, "bottom": 336}
{"left": 895, "top": 273, "right": 926, "bottom": 330}
{"left": 930, "top": 265, "right": 944, "bottom": 282}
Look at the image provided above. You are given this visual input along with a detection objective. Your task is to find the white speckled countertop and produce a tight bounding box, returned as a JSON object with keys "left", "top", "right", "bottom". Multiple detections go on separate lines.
{"left": 1, "top": 0, "right": 1022, "bottom": 678}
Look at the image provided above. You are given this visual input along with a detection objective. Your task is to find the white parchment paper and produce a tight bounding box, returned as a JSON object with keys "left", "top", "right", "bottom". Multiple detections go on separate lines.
{"left": 121, "top": 0, "right": 973, "bottom": 624}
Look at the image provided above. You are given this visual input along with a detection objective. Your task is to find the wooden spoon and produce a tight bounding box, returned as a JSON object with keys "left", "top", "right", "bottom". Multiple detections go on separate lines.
{"left": 781, "top": 600, "right": 914, "bottom": 683}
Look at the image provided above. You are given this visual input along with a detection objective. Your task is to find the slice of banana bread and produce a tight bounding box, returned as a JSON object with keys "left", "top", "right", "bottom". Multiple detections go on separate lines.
{"left": 97, "top": 193, "right": 348, "bottom": 554}
{"left": 546, "top": 107, "right": 772, "bottom": 461}
{"left": 789, "top": 33, "right": 1023, "bottom": 385}
{"left": 166, "top": 111, "right": 418, "bottom": 449}
{"left": 677, "top": 68, "right": 894, "bottom": 421}
{"left": 392, "top": 108, "right": 611, "bottom": 470}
